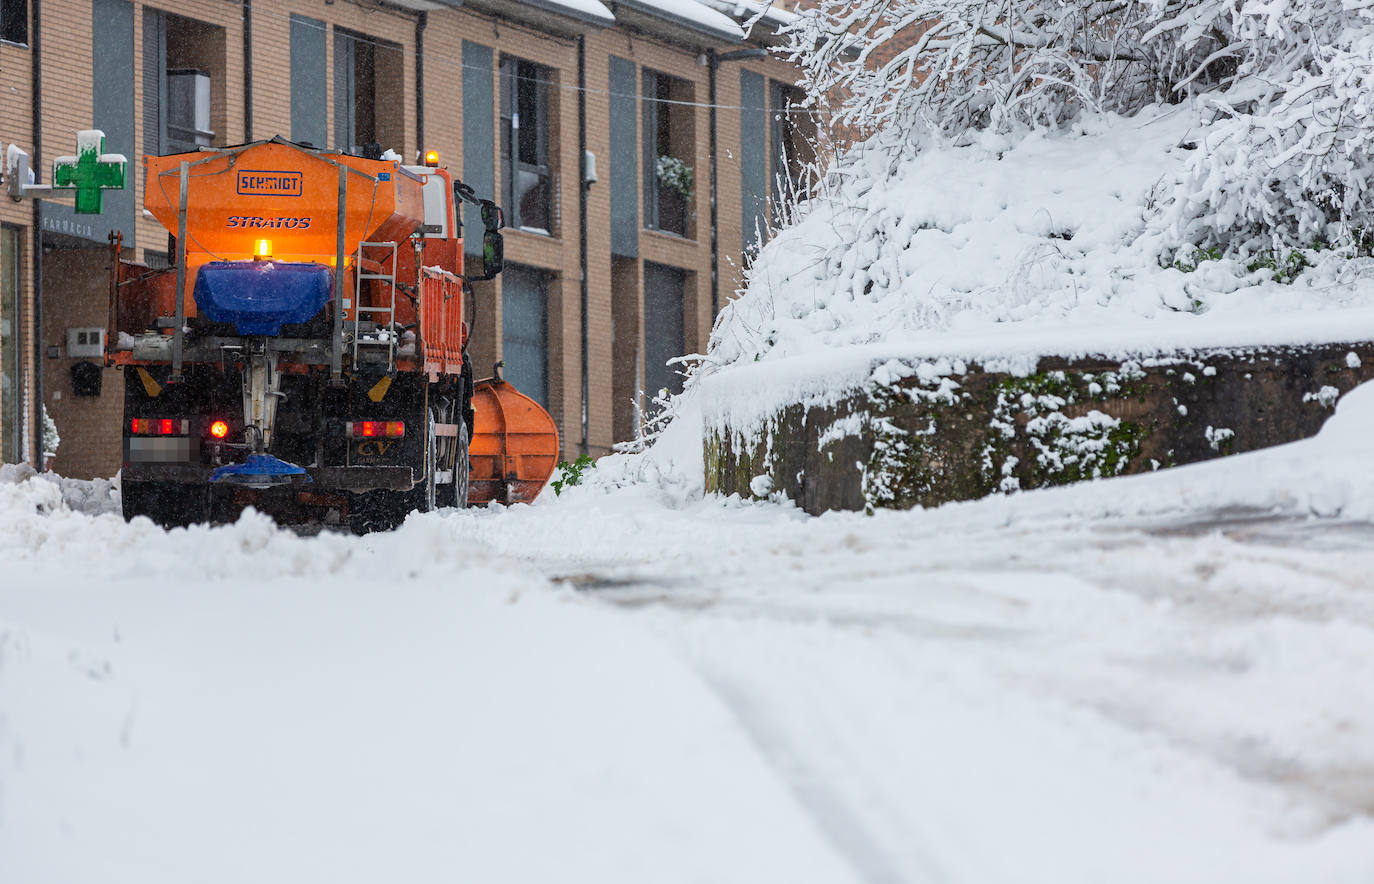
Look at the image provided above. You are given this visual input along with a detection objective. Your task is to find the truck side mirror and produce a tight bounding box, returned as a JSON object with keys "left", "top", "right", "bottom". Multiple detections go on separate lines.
{"left": 480, "top": 230, "right": 504, "bottom": 280}
{"left": 480, "top": 200, "right": 504, "bottom": 232}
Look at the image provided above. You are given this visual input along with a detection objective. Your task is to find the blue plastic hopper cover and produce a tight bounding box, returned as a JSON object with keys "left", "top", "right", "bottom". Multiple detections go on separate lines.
{"left": 194, "top": 260, "right": 333, "bottom": 336}
{"left": 211, "top": 453, "right": 311, "bottom": 487}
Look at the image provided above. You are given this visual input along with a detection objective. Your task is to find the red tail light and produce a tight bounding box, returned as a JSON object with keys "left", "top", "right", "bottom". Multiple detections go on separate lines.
{"left": 345, "top": 420, "right": 405, "bottom": 438}
{"left": 131, "top": 418, "right": 189, "bottom": 435}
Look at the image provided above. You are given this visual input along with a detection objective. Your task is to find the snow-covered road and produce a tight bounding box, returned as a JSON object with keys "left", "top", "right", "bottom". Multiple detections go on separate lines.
{"left": 443, "top": 490, "right": 1374, "bottom": 883}
{"left": 4, "top": 393, "right": 1374, "bottom": 883}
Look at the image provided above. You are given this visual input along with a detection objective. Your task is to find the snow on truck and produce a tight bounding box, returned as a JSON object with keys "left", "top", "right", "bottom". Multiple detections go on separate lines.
{"left": 108, "top": 138, "right": 559, "bottom": 531}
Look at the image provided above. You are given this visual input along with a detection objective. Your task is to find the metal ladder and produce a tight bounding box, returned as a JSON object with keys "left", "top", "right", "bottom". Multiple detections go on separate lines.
{"left": 351, "top": 240, "right": 399, "bottom": 371}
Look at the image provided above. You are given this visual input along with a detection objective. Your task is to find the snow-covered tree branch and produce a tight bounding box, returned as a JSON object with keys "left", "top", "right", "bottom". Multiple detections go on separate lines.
{"left": 781, "top": 0, "right": 1374, "bottom": 254}
{"left": 1152, "top": 1, "right": 1374, "bottom": 253}
{"left": 780, "top": 1, "right": 1164, "bottom": 134}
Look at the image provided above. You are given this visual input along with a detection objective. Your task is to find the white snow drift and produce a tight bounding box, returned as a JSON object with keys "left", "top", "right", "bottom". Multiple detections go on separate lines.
{"left": 3, "top": 385, "right": 1374, "bottom": 883}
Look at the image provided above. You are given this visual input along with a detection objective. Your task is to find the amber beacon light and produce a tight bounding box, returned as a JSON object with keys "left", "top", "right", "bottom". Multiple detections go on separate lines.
{"left": 424, "top": 149, "right": 440, "bottom": 166}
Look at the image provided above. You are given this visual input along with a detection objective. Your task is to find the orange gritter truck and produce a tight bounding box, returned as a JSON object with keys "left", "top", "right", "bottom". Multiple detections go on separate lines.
{"left": 107, "top": 138, "right": 559, "bottom": 531}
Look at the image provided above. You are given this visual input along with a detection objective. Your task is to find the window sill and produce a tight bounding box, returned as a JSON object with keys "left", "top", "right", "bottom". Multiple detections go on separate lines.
{"left": 0, "top": 39, "right": 30, "bottom": 50}
{"left": 506, "top": 226, "right": 559, "bottom": 243}
{"left": 643, "top": 227, "right": 696, "bottom": 244}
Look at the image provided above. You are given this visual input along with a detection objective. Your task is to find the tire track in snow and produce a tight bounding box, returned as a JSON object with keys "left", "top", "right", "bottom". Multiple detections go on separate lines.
{"left": 691, "top": 664, "right": 945, "bottom": 884}
{"left": 570, "top": 578, "right": 950, "bottom": 884}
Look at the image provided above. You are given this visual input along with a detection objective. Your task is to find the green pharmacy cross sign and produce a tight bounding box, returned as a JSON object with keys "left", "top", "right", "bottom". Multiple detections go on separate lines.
{"left": 51, "top": 130, "right": 127, "bottom": 214}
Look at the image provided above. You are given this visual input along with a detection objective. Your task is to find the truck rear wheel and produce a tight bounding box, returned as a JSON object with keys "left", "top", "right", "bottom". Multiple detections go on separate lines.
{"left": 418, "top": 409, "right": 437, "bottom": 512}
{"left": 346, "top": 411, "right": 436, "bottom": 534}
{"left": 346, "top": 491, "right": 406, "bottom": 534}
{"left": 122, "top": 480, "right": 210, "bottom": 529}
{"left": 437, "top": 418, "right": 470, "bottom": 509}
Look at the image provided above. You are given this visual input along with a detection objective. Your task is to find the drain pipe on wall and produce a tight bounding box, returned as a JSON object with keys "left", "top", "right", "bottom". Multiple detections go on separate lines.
{"left": 242, "top": 0, "right": 252, "bottom": 139}
{"left": 30, "top": 0, "right": 44, "bottom": 467}
{"left": 708, "top": 48, "right": 717, "bottom": 320}
{"left": 578, "top": 34, "right": 589, "bottom": 456}
{"left": 415, "top": 11, "right": 427, "bottom": 154}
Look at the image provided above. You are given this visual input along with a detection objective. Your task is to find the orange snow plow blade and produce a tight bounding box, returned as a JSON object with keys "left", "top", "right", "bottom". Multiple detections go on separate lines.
{"left": 468, "top": 377, "right": 560, "bottom": 505}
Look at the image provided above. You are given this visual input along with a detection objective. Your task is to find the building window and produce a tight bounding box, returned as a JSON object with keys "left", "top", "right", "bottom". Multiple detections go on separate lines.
{"left": 335, "top": 29, "right": 404, "bottom": 156}
{"left": 643, "top": 261, "right": 685, "bottom": 404}
{"left": 501, "top": 264, "right": 550, "bottom": 408}
{"left": 500, "top": 57, "right": 555, "bottom": 234}
{"left": 1, "top": 0, "right": 27, "bottom": 45}
{"left": 1, "top": 225, "right": 21, "bottom": 462}
{"left": 770, "top": 79, "right": 809, "bottom": 219}
{"left": 143, "top": 12, "right": 227, "bottom": 155}
{"left": 642, "top": 70, "right": 694, "bottom": 238}
{"left": 166, "top": 68, "right": 212, "bottom": 152}
{"left": 290, "top": 14, "right": 327, "bottom": 148}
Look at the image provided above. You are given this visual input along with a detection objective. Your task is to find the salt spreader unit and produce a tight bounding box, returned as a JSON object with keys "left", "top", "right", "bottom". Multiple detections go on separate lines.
{"left": 108, "top": 138, "right": 559, "bottom": 531}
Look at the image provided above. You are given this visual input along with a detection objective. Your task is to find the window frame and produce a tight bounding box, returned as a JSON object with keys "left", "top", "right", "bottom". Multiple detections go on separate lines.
{"left": 642, "top": 260, "right": 685, "bottom": 404}
{"left": 145, "top": 11, "right": 229, "bottom": 156}
{"left": 641, "top": 69, "right": 692, "bottom": 238}
{"left": 333, "top": 27, "right": 402, "bottom": 157}
{"left": 0, "top": 0, "right": 28, "bottom": 47}
{"left": 769, "top": 79, "right": 807, "bottom": 221}
{"left": 334, "top": 28, "right": 372, "bottom": 155}
{"left": 500, "top": 262, "right": 552, "bottom": 408}
{"left": 500, "top": 56, "right": 555, "bottom": 235}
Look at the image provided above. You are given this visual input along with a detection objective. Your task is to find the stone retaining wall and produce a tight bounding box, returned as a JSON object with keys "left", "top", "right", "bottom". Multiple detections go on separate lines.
{"left": 704, "top": 343, "right": 1374, "bottom": 515}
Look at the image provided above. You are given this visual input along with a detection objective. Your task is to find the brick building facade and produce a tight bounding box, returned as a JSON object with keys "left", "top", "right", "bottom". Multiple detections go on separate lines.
{"left": 0, "top": 0, "right": 812, "bottom": 477}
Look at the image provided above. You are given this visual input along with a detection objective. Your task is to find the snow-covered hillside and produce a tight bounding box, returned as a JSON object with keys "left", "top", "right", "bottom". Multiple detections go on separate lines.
{"left": 709, "top": 110, "right": 1374, "bottom": 373}
{"left": 702, "top": 0, "right": 1374, "bottom": 383}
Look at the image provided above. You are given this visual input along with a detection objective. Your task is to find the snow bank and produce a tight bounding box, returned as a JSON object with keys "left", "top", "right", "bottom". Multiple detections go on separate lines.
{"left": 0, "top": 480, "right": 864, "bottom": 884}
{"left": 708, "top": 111, "right": 1374, "bottom": 377}
{"left": 933, "top": 378, "right": 1374, "bottom": 525}
{"left": 376, "top": 392, "right": 1374, "bottom": 883}
{"left": 4, "top": 388, "right": 1374, "bottom": 882}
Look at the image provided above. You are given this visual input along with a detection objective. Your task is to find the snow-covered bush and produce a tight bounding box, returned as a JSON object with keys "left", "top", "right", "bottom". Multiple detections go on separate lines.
{"left": 780, "top": 0, "right": 1374, "bottom": 257}
{"left": 704, "top": 116, "right": 1218, "bottom": 369}
{"left": 41, "top": 405, "right": 59, "bottom": 460}
{"left": 682, "top": 0, "right": 1374, "bottom": 376}
{"left": 1150, "top": 2, "right": 1374, "bottom": 254}
{"left": 781, "top": 0, "right": 1192, "bottom": 136}
{"left": 655, "top": 156, "right": 695, "bottom": 199}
